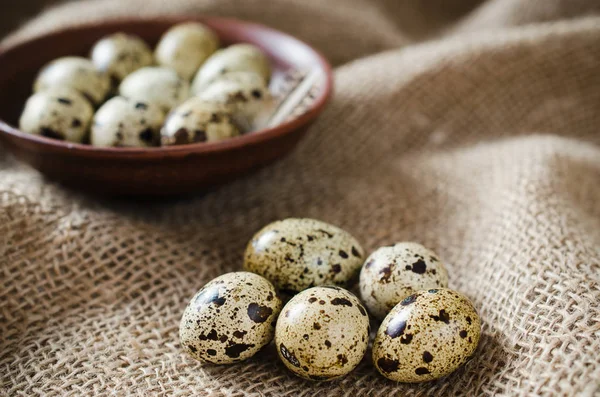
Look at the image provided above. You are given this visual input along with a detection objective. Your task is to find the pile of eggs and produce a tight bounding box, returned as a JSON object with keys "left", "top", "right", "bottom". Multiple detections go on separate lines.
{"left": 19, "top": 22, "right": 274, "bottom": 147}
{"left": 180, "top": 218, "right": 481, "bottom": 383}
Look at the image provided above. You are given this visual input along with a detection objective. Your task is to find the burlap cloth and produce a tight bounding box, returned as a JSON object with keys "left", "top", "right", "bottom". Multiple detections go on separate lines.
{"left": 2, "top": 0, "right": 600, "bottom": 396}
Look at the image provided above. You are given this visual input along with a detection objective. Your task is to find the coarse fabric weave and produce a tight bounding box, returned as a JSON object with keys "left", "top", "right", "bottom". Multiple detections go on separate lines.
{"left": 1, "top": 0, "right": 600, "bottom": 396}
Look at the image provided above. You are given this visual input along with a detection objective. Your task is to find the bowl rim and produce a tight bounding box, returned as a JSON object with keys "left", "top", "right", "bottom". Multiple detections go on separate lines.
{"left": 0, "top": 15, "right": 333, "bottom": 158}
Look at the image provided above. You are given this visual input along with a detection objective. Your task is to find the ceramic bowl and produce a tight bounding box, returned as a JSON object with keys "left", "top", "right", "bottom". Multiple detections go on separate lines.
{"left": 0, "top": 17, "right": 333, "bottom": 195}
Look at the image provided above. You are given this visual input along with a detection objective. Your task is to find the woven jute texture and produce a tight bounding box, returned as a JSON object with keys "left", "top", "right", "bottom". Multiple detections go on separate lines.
{"left": 2, "top": 0, "right": 600, "bottom": 396}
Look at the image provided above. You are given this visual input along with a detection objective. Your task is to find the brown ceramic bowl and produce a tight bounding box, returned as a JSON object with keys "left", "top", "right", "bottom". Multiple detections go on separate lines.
{"left": 0, "top": 17, "right": 332, "bottom": 196}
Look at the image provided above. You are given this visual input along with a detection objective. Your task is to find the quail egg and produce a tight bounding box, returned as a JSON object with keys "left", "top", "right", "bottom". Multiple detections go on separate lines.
{"left": 155, "top": 22, "right": 219, "bottom": 80}
{"left": 360, "top": 242, "right": 449, "bottom": 320}
{"left": 191, "top": 44, "right": 271, "bottom": 93}
{"left": 275, "top": 286, "right": 369, "bottom": 380}
{"left": 198, "top": 71, "right": 272, "bottom": 123}
{"left": 161, "top": 98, "right": 241, "bottom": 145}
{"left": 179, "top": 272, "right": 282, "bottom": 364}
{"left": 34, "top": 56, "right": 110, "bottom": 105}
{"left": 91, "top": 96, "right": 164, "bottom": 147}
{"left": 119, "top": 67, "right": 190, "bottom": 113}
{"left": 244, "top": 218, "right": 365, "bottom": 293}
{"left": 19, "top": 87, "right": 93, "bottom": 142}
{"left": 372, "top": 288, "right": 481, "bottom": 382}
{"left": 90, "top": 33, "right": 154, "bottom": 86}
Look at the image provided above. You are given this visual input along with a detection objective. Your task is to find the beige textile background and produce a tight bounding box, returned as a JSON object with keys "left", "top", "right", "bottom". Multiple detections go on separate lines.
{"left": 1, "top": 0, "right": 600, "bottom": 396}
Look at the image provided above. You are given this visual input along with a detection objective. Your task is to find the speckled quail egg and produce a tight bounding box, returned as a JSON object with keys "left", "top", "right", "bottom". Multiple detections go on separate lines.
{"left": 360, "top": 242, "right": 449, "bottom": 320}
{"left": 275, "top": 286, "right": 370, "bottom": 381}
{"left": 161, "top": 97, "right": 241, "bottom": 145}
{"left": 191, "top": 44, "right": 272, "bottom": 93}
{"left": 119, "top": 67, "right": 190, "bottom": 113}
{"left": 179, "top": 272, "right": 282, "bottom": 364}
{"left": 90, "top": 33, "right": 154, "bottom": 86}
{"left": 34, "top": 56, "right": 111, "bottom": 106}
{"left": 155, "top": 22, "right": 219, "bottom": 80}
{"left": 372, "top": 288, "right": 481, "bottom": 383}
{"left": 19, "top": 87, "right": 93, "bottom": 142}
{"left": 198, "top": 71, "right": 272, "bottom": 123}
{"left": 91, "top": 96, "right": 164, "bottom": 147}
{"left": 244, "top": 218, "right": 365, "bottom": 294}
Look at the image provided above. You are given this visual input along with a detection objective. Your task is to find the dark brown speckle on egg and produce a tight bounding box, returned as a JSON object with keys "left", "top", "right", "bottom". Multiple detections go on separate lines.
{"left": 138, "top": 128, "right": 154, "bottom": 143}
{"left": 40, "top": 128, "right": 65, "bottom": 140}
{"left": 247, "top": 303, "right": 273, "bottom": 323}
{"left": 173, "top": 128, "right": 190, "bottom": 145}
{"left": 377, "top": 357, "right": 400, "bottom": 373}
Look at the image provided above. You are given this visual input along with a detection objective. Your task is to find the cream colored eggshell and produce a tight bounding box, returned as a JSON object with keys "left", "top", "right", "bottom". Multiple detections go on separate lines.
{"left": 19, "top": 87, "right": 93, "bottom": 143}
{"left": 119, "top": 67, "right": 190, "bottom": 113}
{"left": 360, "top": 242, "right": 449, "bottom": 320}
{"left": 244, "top": 218, "right": 365, "bottom": 293}
{"left": 160, "top": 98, "right": 240, "bottom": 145}
{"left": 275, "top": 286, "right": 370, "bottom": 380}
{"left": 372, "top": 288, "right": 481, "bottom": 382}
{"left": 197, "top": 72, "right": 272, "bottom": 122}
{"left": 91, "top": 33, "right": 154, "bottom": 84}
{"left": 206, "top": 70, "right": 266, "bottom": 88}
{"left": 224, "top": 44, "right": 271, "bottom": 78}
{"left": 191, "top": 44, "right": 271, "bottom": 93}
{"left": 34, "top": 56, "right": 110, "bottom": 105}
{"left": 155, "top": 22, "right": 220, "bottom": 80}
{"left": 91, "top": 96, "right": 164, "bottom": 147}
{"left": 179, "top": 272, "right": 282, "bottom": 364}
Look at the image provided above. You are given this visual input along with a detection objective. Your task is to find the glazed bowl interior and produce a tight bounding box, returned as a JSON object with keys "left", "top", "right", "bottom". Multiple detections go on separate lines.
{"left": 0, "top": 17, "right": 332, "bottom": 195}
